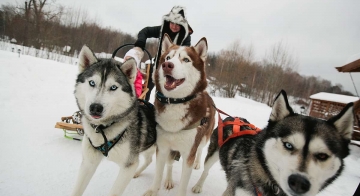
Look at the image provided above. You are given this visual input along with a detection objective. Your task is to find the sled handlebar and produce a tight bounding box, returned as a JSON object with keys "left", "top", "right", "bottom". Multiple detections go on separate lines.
{"left": 111, "top": 44, "right": 153, "bottom": 66}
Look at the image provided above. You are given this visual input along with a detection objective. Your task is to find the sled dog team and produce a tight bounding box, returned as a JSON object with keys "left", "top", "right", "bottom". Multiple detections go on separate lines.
{"left": 69, "top": 5, "right": 355, "bottom": 195}
{"left": 70, "top": 32, "right": 355, "bottom": 196}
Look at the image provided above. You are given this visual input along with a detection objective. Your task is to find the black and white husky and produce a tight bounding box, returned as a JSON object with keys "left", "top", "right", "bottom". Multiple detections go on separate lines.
{"left": 71, "top": 45, "right": 156, "bottom": 196}
{"left": 192, "top": 90, "right": 354, "bottom": 196}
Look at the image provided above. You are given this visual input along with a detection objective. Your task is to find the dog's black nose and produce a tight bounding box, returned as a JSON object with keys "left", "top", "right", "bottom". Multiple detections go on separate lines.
{"left": 288, "top": 174, "right": 310, "bottom": 194}
{"left": 162, "top": 61, "right": 174, "bottom": 72}
{"left": 90, "top": 103, "right": 103, "bottom": 116}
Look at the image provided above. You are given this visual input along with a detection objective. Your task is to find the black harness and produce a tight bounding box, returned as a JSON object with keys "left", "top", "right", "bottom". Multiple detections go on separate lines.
{"left": 88, "top": 124, "right": 127, "bottom": 157}
{"left": 87, "top": 100, "right": 155, "bottom": 157}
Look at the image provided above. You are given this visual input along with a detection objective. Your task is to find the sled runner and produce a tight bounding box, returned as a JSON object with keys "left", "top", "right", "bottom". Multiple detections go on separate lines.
{"left": 54, "top": 44, "right": 153, "bottom": 140}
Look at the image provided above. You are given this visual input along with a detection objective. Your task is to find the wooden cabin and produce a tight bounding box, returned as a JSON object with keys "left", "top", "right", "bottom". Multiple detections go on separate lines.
{"left": 309, "top": 92, "right": 358, "bottom": 120}
{"left": 309, "top": 92, "right": 360, "bottom": 141}
{"left": 335, "top": 54, "right": 360, "bottom": 141}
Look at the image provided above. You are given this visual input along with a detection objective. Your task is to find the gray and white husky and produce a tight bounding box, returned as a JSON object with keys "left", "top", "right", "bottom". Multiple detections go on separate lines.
{"left": 71, "top": 45, "right": 156, "bottom": 196}
{"left": 192, "top": 90, "right": 354, "bottom": 196}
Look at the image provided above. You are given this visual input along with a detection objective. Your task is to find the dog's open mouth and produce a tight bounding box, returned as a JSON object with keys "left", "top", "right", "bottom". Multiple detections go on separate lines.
{"left": 91, "top": 115, "right": 102, "bottom": 119}
{"left": 164, "top": 75, "right": 185, "bottom": 91}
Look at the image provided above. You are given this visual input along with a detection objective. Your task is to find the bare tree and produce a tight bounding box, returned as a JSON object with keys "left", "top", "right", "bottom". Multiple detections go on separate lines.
{"left": 262, "top": 41, "right": 298, "bottom": 105}
{"left": 211, "top": 40, "right": 254, "bottom": 98}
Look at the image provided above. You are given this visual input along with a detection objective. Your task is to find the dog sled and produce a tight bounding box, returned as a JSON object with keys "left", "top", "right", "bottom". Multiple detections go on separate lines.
{"left": 54, "top": 44, "right": 153, "bottom": 140}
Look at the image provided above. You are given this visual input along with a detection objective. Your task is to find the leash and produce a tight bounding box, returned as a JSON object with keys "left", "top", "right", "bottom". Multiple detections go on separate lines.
{"left": 138, "top": 99, "right": 155, "bottom": 110}
{"left": 213, "top": 105, "right": 261, "bottom": 147}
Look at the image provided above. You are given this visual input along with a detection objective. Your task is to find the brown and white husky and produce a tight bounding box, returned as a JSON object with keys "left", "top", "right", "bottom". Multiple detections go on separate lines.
{"left": 143, "top": 34, "right": 216, "bottom": 196}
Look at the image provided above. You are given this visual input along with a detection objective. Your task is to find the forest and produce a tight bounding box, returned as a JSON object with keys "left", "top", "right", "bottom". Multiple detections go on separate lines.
{"left": 0, "top": 0, "right": 354, "bottom": 106}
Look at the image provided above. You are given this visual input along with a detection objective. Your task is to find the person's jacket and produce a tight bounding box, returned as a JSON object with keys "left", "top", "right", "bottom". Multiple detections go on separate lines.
{"left": 134, "top": 6, "right": 193, "bottom": 68}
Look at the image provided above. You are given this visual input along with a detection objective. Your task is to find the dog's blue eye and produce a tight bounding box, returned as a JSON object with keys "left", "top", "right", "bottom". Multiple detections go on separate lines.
{"left": 315, "top": 153, "right": 329, "bottom": 161}
{"left": 89, "top": 80, "right": 95, "bottom": 87}
{"left": 110, "top": 85, "right": 118, "bottom": 91}
{"left": 183, "top": 58, "right": 190, "bottom": 62}
{"left": 166, "top": 56, "right": 171, "bottom": 60}
{"left": 284, "top": 142, "right": 294, "bottom": 150}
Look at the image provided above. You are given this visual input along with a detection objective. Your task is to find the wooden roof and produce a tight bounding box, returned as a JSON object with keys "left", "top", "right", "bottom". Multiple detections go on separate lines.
{"left": 336, "top": 58, "right": 360, "bottom": 72}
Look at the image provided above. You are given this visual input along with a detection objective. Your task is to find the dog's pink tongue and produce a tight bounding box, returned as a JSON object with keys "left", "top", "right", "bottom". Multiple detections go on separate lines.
{"left": 165, "top": 75, "right": 177, "bottom": 90}
{"left": 164, "top": 75, "right": 185, "bottom": 91}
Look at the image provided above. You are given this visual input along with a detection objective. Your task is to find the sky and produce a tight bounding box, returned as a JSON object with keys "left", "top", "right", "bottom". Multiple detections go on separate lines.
{"left": 1, "top": 0, "right": 360, "bottom": 95}
{"left": 0, "top": 43, "right": 360, "bottom": 195}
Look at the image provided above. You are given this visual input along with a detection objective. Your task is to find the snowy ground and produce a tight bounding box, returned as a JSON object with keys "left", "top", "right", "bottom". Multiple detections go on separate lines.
{"left": 0, "top": 50, "right": 359, "bottom": 195}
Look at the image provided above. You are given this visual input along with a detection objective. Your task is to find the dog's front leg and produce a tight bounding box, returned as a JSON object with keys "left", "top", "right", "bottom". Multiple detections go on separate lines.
{"left": 193, "top": 138, "right": 207, "bottom": 170}
{"left": 143, "top": 147, "right": 169, "bottom": 196}
{"left": 71, "top": 140, "right": 103, "bottom": 196}
{"left": 134, "top": 145, "right": 156, "bottom": 178}
{"left": 164, "top": 154, "right": 175, "bottom": 189}
{"left": 109, "top": 161, "right": 139, "bottom": 196}
{"left": 176, "top": 151, "right": 193, "bottom": 196}
{"left": 192, "top": 150, "right": 219, "bottom": 193}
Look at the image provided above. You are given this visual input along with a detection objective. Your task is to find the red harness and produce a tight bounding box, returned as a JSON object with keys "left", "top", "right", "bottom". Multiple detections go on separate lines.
{"left": 215, "top": 107, "right": 261, "bottom": 147}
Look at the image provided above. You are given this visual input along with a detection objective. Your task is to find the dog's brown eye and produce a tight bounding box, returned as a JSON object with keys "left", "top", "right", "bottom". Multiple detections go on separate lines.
{"left": 166, "top": 56, "right": 171, "bottom": 60}
{"left": 183, "top": 58, "right": 190, "bottom": 63}
{"left": 315, "top": 153, "right": 329, "bottom": 161}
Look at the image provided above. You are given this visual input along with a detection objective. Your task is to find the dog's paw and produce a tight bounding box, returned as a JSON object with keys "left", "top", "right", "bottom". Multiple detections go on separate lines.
{"left": 143, "top": 190, "right": 157, "bottom": 196}
{"left": 164, "top": 179, "right": 174, "bottom": 190}
{"left": 193, "top": 162, "right": 201, "bottom": 170}
{"left": 192, "top": 185, "right": 202, "bottom": 193}
{"left": 133, "top": 172, "right": 140, "bottom": 178}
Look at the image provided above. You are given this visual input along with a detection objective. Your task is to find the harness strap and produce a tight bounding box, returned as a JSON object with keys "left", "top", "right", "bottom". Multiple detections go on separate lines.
{"left": 88, "top": 127, "right": 127, "bottom": 157}
{"left": 138, "top": 99, "right": 155, "bottom": 110}
{"left": 254, "top": 187, "right": 263, "bottom": 196}
{"left": 215, "top": 106, "right": 261, "bottom": 147}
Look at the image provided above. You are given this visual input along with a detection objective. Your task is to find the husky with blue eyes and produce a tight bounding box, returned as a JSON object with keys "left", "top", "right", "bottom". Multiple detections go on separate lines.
{"left": 71, "top": 45, "right": 156, "bottom": 196}
{"left": 192, "top": 90, "right": 354, "bottom": 196}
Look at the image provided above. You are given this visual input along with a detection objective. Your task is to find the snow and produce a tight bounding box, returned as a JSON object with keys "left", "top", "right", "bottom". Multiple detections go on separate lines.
{"left": 0, "top": 50, "right": 359, "bottom": 196}
{"left": 310, "top": 92, "right": 359, "bottom": 104}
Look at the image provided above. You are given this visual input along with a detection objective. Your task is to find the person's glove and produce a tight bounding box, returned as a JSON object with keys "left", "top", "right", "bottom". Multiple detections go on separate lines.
{"left": 124, "top": 47, "right": 144, "bottom": 67}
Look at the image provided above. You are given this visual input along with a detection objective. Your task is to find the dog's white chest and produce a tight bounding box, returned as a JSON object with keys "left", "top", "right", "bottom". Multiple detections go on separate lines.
{"left": 156, "top": 104, "right": 191, "bottom": 132}
{"left": 106, "top": 141, "right": 131, "bottom": 163}
{"left": 156, "top": 125, "right": 198, "bottom": 151}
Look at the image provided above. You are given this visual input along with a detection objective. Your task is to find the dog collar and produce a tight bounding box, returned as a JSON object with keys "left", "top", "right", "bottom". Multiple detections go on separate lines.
{"left": 90, "top": 122, "right": 116, "bottom": 133}
{"left": 156, "top": 91, "right": 195, "bottom": 104}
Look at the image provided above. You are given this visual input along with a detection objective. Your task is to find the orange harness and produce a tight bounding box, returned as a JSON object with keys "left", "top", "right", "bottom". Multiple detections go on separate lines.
{"left": 216, "top": 107, "right": 261, "bottom": 148}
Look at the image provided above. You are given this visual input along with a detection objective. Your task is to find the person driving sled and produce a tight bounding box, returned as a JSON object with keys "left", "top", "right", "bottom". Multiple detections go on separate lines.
{"left": 124, "top": 5, "right": 193, "bottom": 101}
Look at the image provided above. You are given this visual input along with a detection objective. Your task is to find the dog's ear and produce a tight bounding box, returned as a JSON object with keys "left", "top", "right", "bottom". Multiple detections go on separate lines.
{"left": 78, "top": 45, "right": 98, "bottom": 73}
{"left": 327, "top": 102, "right": 354, "bottom": 140}
{"left": 121, "top": 58, "right": 138, "bottom": 84}
{"left": 161, "top": 33, "right": 173, "bottom": 55}
{"left": 269, "top": 90, "right": 294, "bottom": 122}
{"left": 194, "top": 37, "right": 208, "bottom": 62}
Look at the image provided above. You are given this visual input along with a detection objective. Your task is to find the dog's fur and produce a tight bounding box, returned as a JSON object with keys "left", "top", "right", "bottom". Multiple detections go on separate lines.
{"left": 192, "top": 90, "right": 354, "bottom": 196}
{"left": 71, "top": 45, "right": 156, "bottom": 196}
{"left": 143, "top": 34, "right": 216, "bottom": 196}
